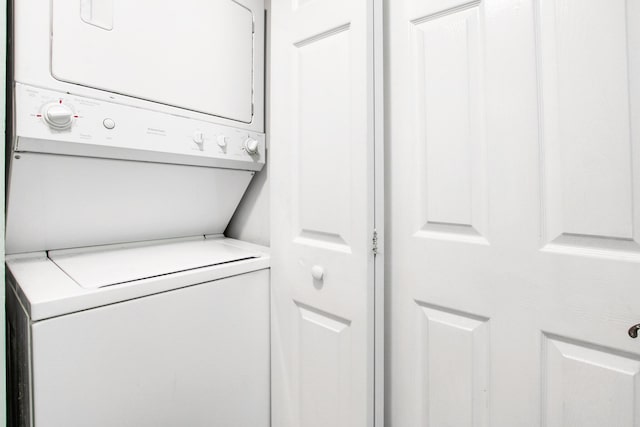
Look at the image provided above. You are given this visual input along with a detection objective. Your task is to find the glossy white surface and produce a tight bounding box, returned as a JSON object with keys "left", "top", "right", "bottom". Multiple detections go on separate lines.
{"left": 14, "top": 0, "right": 265, "bottom": 132}
{"left": 14, "top": 84, "right": 266, "bottom": 170}
{"left": 6, "top": 237, "right": 269, "bottom": 321}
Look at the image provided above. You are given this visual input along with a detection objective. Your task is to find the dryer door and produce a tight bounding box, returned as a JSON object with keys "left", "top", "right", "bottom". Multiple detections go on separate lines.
{"left": 51, "top": 0, "right": 255, "bottom": 123}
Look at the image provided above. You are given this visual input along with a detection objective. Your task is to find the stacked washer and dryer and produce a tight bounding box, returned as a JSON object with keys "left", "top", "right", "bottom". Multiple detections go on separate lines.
{"left": 5, "top": 1, "right": 268, "bottom": 426}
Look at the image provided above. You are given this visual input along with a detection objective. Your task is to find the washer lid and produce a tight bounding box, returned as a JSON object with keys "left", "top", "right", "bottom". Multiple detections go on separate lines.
{"left": 48, "top": 238, "right": 259, "bottom": 289}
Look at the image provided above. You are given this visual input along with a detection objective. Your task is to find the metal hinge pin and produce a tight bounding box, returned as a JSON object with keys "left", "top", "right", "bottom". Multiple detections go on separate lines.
{"left": 372, "top": 229, "right": 378, "bottom": 256}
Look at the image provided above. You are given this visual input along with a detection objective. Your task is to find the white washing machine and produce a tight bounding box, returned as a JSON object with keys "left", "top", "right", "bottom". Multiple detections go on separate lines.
{"left": 6, "top": 1, "right": 269, "bottom": 425}
{"left": 5, "top": 84, "right": 269, "bottom": 426}
{"left": 6, "top": 237, "right": 270, "bottom": 427}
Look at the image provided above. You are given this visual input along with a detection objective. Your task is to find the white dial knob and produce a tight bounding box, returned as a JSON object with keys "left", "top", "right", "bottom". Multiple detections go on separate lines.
{"left": 193, "top": 130, "right": 205, "bottom": 144}
{"left": 217, "top": 135, "right": 228, "bottom": 148}
{"left": 244, "top": 137, "right": 259, "bottom": 154}
{"left": 43, "top": 103, "right": 74, "bottom": 130}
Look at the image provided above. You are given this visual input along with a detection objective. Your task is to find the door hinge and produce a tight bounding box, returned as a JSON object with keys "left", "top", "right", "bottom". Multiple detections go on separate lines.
{"left": 372, "top": 229, "right": 378, "bottom": 256}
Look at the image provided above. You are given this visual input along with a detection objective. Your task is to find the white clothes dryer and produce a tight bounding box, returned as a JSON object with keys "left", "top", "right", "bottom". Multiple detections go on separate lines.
{"left": 12, "top": 0, "right": 265, "bottom": 132}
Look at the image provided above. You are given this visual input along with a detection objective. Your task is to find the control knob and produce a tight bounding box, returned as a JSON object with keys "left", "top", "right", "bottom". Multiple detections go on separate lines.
{"left": 244, "top": 137, "right": 259, "bottom": 155}
{"left": 193, "top": 130, "right": 205, "bottom": 144}
{"left": 42, "top": 103, "right": 74, "bottom": 130}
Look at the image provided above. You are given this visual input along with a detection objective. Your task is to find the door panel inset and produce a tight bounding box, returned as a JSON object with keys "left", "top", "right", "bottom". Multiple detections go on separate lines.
{"left": 295, "top": 303, "right": 352, "bottom": 427}
{"left": 417, "top": 301, "right": 489, "bottom": 427}
{"left": 411, "top": 3, "right": 488, "bottom": 243}
{"left": 543, "top": 335, "right": 640, "bottom": 427}
{"left": 294, "top": 26, "right": 352, "bottom": 252}
{"left": 51, "top": 0, "right": 254, "bottom": 123}
{"left": 538, "top": 0, "right": 640, "bottom": 253}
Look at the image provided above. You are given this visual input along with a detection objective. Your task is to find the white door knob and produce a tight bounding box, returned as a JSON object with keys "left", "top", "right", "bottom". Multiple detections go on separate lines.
{"left": 43, "top": 103, "right": 74, "bottom": 130}
{"left": 311, "top": 265, "right": 324, "bottom": 281}
{"left": 244, "top": 137, "right": 259, "bottom": 154}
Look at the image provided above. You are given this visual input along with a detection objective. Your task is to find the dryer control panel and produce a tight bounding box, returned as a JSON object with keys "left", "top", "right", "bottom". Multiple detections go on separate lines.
{"left": 14, "top": 84, "right": 266, "bottom": 171}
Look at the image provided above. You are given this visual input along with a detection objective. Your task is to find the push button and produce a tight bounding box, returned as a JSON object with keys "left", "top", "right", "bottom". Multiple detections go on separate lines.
{"left": 103, "top": 118, "right": 115, "bottom": 129}
{"left": 217, "top": 135, "right": 228, "bottom": 148}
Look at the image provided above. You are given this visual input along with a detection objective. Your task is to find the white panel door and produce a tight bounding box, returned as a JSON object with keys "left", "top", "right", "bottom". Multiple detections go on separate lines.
{"left": 389, "top": 0, "right": 640, "bottom": 426}
{"left": 270, "top": 0, "right": 378, "bottom": 426}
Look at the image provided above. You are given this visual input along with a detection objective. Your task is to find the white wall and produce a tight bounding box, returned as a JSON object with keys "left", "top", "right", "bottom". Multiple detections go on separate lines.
{"left": 225, "top": 160, "right": 270, "bottom": 247}
{"left": 226, "top": 1, "right": 271, "bottom": 248}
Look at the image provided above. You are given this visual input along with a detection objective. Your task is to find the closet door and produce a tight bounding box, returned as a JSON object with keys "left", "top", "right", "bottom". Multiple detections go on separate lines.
{"left": 270, "top": 0, "right": 380, "bottom": 426}
{"left": 389, "top": 0, "right": 640, "bottom": 426}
